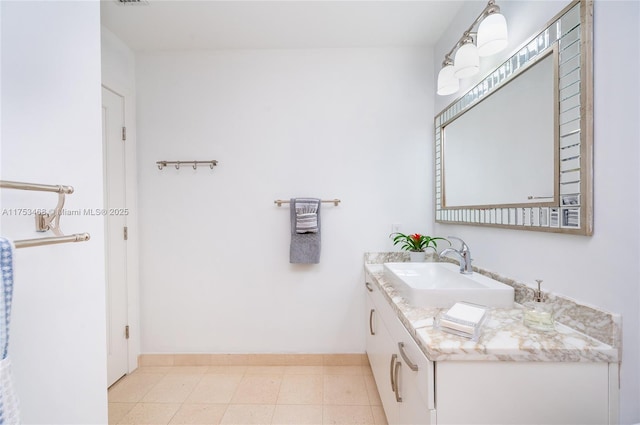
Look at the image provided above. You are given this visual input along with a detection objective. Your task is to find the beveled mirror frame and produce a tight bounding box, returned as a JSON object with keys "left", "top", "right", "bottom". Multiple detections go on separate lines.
{"left": 434, "top": 0, "right": 593, "bottom": 235}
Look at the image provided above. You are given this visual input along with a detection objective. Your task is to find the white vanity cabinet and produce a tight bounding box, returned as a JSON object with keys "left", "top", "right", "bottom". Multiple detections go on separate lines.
{"left": 365, "top": 280, "right": 436, "bottom": 425}
{"left": 364, "top": 274, "right": 618, "bottom": 425}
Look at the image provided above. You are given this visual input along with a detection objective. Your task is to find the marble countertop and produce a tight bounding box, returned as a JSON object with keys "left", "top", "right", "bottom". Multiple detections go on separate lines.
{"left": 365, "top": 263, "right": 619, "bottom": 363}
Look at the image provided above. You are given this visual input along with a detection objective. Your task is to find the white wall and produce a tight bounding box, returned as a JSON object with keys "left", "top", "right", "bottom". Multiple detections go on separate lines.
{"left": 101, "top": 26, "right": 141, "bottom": 374}
{"left": 434, "top": 1, "right": 640, "bottom": 422}
{"left": 136, "top": 47, "right": 433, "bottom": 353}
{"left": 638, "top": 5, "right": 640, "bottom": 420}
{"left": 0, "top": 2, "right": 107, "bottom": 424}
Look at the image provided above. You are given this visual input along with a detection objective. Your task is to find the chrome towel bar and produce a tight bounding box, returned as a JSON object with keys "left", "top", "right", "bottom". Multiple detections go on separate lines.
{"left": 14, "top": 233, "right": 90, "bottom": 249}
{"left": 0, "top": 180, "right": 73, "bottom": 194}
{"left": 1, "top": 179, "right": 90, "bottom": 248}
{"left": 274, "top": 199, "right": 341, "bottom": 207}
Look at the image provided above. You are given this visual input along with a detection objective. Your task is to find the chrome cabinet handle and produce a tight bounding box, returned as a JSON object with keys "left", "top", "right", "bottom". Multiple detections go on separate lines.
{"left": 389, "top": 354, "right": 397, "bottom": 391}
{"left": 369, "top": 309, "right": 375, "bottom": 336}
{"left": 365, "top": 281, "right": 374, "bottom": 292}
{"left": 394, "top": 360, "right": 402, "bottom": 402}
{"left": 398, "top": 342, "right": 418, "bottom": 371}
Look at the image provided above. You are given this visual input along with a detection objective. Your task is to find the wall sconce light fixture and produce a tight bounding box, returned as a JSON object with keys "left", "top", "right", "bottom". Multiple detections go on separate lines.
{"left": 437, "top": 0, "right": 508, "bottom": 96}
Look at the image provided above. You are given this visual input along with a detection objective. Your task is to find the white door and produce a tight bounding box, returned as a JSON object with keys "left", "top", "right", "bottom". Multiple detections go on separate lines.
{"left": 102, "top": 86, "right": 129, "bottom": 387}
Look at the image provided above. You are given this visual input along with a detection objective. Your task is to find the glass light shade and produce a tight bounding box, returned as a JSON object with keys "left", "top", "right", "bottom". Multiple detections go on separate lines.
{"left": 437, "top": 64, "right": 459, "bottom": 96}
{"left": 477, "top": 13, "right": 508, "bottom": 57}
{"left": 453, "top": 42, "right": 479, "bottom": 79}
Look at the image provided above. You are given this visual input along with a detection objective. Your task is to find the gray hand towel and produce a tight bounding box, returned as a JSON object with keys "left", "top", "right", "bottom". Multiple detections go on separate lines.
{"left": 290, "top": 198, "right": 321, "bottom": 264}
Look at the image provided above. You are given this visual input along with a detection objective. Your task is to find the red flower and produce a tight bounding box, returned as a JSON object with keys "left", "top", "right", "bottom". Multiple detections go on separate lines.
{"left": 390, "top": 232, "right": 449, "bottom": 253}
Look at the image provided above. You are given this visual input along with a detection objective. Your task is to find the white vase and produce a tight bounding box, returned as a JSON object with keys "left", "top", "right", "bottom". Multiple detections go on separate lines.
{"left": 409, "top": 251, "right": 425, "bottom": 262}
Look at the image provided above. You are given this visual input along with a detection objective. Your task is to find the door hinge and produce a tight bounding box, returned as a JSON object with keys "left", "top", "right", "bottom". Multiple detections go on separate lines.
{"left": 122, "top": 126, "right": 127, "bottom": 141}
{"left": 124, "top": 226, "right": 128, "bottom": 240}
{"left": 125, "top": 325, "right": 130, "bottom": 339}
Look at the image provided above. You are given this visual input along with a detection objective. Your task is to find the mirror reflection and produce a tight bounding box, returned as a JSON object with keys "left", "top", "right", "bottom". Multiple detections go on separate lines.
{"left": 442, "top": 50, "right": 557, "bottom": 208}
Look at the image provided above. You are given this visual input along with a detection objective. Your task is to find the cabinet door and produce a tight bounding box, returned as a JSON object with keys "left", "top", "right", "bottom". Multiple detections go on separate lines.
{"left": 366, "top": 292, "right": 399, "bottom": 424}
{"left": 396, "top": 353, "right": 435, "bottom": 425}
{"left": 395, "top": 360, "right": 424, "bottom": 424}
{"left": 436, "top": 361, "right": 610, "bottom": 424}
{"left": 365, "top": 292, "right": 377, "bottom": 370}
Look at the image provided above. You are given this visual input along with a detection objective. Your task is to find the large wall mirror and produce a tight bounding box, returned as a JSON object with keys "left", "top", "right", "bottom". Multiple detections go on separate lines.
{"left": 434, "top": 0, "right": 593, "bottom": 235}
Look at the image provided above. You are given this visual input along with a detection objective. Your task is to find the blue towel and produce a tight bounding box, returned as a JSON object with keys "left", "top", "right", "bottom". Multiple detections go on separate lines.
{"left": 290, "top": 198, "right": 321, "bottom": 264}
{"left": 0, "top": 237, "right": 20, "bottom": 423}
{"left": 0, "top": 239, "right": 15, "bottom": 361}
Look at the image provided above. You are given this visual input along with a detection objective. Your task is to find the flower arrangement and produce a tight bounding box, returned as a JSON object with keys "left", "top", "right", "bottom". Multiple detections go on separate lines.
{"left": 390, "top": 232, "right": 448, "bottom": 252}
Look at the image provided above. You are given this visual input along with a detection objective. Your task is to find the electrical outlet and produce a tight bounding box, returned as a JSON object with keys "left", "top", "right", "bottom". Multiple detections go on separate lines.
{"left": 391, "top": 223, "right": 401, "bottom": 234}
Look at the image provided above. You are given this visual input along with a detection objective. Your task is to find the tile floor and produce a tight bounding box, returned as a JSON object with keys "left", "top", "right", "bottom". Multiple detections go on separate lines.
{"left": 108, "top": 365, "right": 388, "bottom": 425}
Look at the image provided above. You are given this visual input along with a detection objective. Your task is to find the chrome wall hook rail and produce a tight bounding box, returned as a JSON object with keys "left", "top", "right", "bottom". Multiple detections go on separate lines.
{"left": 156, "top": 160, "right": 218, "bottom": 170}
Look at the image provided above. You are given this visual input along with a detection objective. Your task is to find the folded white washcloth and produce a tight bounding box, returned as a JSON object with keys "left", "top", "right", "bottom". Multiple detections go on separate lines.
{"left": 295, "top": 200, "right": 319, "bottom": 233}
{"left": 443, "top": 302, "right": 487, "bottom": 326}
{"left": 437, "top": 302, "right": 488, "bottom": 340}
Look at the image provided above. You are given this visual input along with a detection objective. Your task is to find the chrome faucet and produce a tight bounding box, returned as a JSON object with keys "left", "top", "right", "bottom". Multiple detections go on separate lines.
{"left": 439, "top": 236, "right": 473, "bottom": 274}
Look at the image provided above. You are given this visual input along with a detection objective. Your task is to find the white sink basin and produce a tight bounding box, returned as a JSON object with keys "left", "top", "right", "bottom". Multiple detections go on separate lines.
{"left": 383, "top": 262, "right": 514, "bottom": 308}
